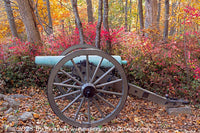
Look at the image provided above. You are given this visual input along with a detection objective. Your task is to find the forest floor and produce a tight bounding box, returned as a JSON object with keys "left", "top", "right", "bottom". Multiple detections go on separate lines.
{"left": 0, "top": 87, "right": 200, "bottom": 133}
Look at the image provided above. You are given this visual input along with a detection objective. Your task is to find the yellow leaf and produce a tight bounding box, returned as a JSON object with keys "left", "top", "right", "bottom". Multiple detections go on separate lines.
{"left": 33, "top": 113, "right": 40, "bottom": 119}
{"left": 26, "top": 108, "right": 31, "bottom": 112}
{"left": 0, "top": 101, "right": 3, "bottom": 106}
{"left": 10, "top": 121, "right": 15, "bottom": 127}
{"left": 18, "top": 120, "right": 25, "bottom": 126}
{"left": 134, "top": 117, "right": 139, "bottom": 122}
{"left": 2, "top": 117, "right": 7, "bottom": 121}
{"left": 197, "top": 120, "right": 200, "bottom": 125}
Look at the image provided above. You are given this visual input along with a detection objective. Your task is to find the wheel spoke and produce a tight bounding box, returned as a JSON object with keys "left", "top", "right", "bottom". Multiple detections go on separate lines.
{"left": 96, "top": 79, "right": 122, "bottom": 88}
{"left": 61, "top": 79, "right": 72, "bottom": 84}
{"left": 57, "top": 71, "right": 72, "bottom": 75}
{"left": 54, "top": 90, "right": 81, "bottom": 100}
{"left": 47, "top": 49, "right": 128, "bottom": 127}
{"left": 71, "top": 59, "right": 84, "bottom": 83}
{"left": 74, "top": 97, "right": 85, "bottom": 121}
{"left": 96, "top": 94, "right": 115, "bottom": 108}
{"left": 53, "top": 83, "right": 81, "bottom": 89}
{"left": 93, "top": 66, "right": 115, "bottom": 85}
{"left": 61, "top": 94, "right": 82, "bottom": 113}
{"left": 87, "top": 98, "right": 91, "bottom": 123}
{"left": 66, "top": 82, "right": 77, "bottom": 93}
{"left": 90, "top": 57, "right": 104, "bottom": 83}
{"left": 97, "top": 89, "right": 122, "bottom": 96}
{"left": 86, "top": 55, "right": 89, "bottom": 82}
{"left": 60, "top": 69, "right": 83, "bottom": 85}
{"left": 93, "top": 98, "right": 105, "bottom": 118}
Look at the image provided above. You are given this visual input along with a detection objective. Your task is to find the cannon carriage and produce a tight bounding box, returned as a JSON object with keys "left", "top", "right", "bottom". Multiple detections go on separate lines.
{"left": 35, "top": 44, "right": 188, "bottom": 128}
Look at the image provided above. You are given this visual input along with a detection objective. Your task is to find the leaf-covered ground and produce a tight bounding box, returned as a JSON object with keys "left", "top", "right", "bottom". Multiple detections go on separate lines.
{"left": 1, "top": 87, "right": 200, "bottom": 132}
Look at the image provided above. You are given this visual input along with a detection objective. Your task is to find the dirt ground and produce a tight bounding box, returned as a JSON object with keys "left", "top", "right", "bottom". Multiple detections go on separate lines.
{"left": 1, "top": 87, "right": 200, "bottom": 132}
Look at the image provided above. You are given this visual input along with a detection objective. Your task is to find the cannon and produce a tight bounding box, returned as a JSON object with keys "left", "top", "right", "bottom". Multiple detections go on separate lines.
{"left": 35, "top": 44, "right": 188, "bottom": 128}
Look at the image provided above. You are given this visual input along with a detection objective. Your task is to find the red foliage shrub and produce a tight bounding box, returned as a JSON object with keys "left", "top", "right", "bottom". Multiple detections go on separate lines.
{"left": 0, "top": 44, "right": 4, "bottom": 62}
{"left": 115, "top": 30, "right": 200, "bottom": 103}
{"left": 182, "top": 6, "right": 200, "bottom": 25}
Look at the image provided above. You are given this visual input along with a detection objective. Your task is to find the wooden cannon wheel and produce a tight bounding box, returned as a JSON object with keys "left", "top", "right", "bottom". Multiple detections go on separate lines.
{"left": 60, "top": 44, "right": 97, "bottom": 56}
{"left": 55, "top": 44, "right": 98, "bottom": 96}
{"left": 47, "top": 49, "right": 128, "bottom": 127}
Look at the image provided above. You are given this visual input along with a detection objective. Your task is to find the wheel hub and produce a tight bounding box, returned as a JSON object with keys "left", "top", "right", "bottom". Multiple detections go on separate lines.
{"left": 82, "top": 83, "right": 96, "bottom": 98}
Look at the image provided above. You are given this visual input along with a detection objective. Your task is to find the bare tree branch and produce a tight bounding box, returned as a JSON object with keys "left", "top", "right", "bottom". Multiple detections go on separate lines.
{"left": 3, "top": 0, "right": 18, "bottom": 37}
{"left": 103, "top": 0, "right": 111, "bottom": 53}
{"left": 34, "top": 0, "right": 49, "bottom": 34}
{"left": 95, "top": 0, "right": 103, "bottom": 48}
{"left": 138, "top": 0, "right": 144, "bottom": 33}
{"left": 45, "top": 0, "right": 53, "bottom": 34}
{"left": 163, "top": 0, "right": 169, "bottom": 42}
{"left": 71, "top": 0, "right": 84, "bottom": 44}
{"left": 86, "top": 0, "right": 94, "bottom": 23}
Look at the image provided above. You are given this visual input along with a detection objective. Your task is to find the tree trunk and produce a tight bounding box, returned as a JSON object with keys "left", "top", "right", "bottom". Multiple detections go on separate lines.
{"left": 157, "top": 0, "right": 161, "bottom": 30}
{"left": 163, "top": 0, "right": 169, "bottom": 41}
{"left": 145, "top": 0, "right": 157, "bottom": 37}
{"left": 129, "top": 0, "right": 132, "bottom": 31}
{"left": 125, "top": 0, "right": 128, "bottom": 31}
{"left": 58, "top": 1, "right": 65, "bottom": 35}
{"left": 138, "top": 0, "right": 144, "bottom": 33}
{"left": 46, "top": 0, "right": 53, "bottom": 35}
{"left": 95, "top": 0, "right": 103, "bottom": 48}
{"left": 71, "top": 0, "right": 84, "bottom": 44}
{"left": 145, "top": 0, "right": 157, "bottom": 28}
{"left": 3, "top": 0, "right": 18, "bottom": 38}
{"left": 86, "top": 0, "right": 94, "bottom": 24}
{"left": 169, "top": 2, "right": 177, "bottom": 36}
{"left": 16, "top": 0, "right": 41, "bottom": 45}
{"left": 103, "top": 0, "right": 111, "bottom": 53}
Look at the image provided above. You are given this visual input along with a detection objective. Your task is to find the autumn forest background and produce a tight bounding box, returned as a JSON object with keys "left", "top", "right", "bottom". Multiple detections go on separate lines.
{"left": 0, "top": 0, "right": 199, "bottom": 106}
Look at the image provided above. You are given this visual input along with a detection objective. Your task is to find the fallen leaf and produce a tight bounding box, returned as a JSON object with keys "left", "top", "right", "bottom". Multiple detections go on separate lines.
{"left": 26, "top": 108, "right": 31, "bottom": 112}
{"left": 18, "top": 120, "right": 25, "bottom": 126}
{"left": 0, "top": 101, "right": 3, "bottom": 106}
{"left": 134, "top": 117, "right": 139, "bottom": 122}
{"left": 197, "top": 120, "right": 200, "bottom": 125}
{"left": 2, "top": 117, "right": 7, "bottom": 121}
{"left": 33, "top": 113, "right": 39, "bottom": 119}
{"left": 9, "top": 121, "right": 15, "bottom": 127}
